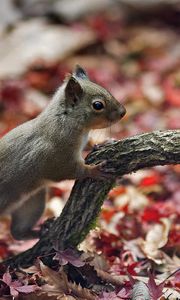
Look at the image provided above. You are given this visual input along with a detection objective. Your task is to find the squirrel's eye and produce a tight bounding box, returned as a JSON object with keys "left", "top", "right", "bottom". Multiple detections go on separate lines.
{"left": 92, "top": 100, "right": 105, "bottom": 111}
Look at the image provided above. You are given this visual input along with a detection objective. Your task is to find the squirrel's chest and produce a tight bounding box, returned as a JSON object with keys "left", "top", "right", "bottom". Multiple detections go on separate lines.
{"left": 44, "top": 133, "right": 89, "bottom": 181}
{"left": 53, "top": 131, "right": 88, "bottom": 159}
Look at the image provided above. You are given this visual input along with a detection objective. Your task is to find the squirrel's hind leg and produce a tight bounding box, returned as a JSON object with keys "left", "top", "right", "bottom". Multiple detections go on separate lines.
{"left": 10, "top": 189, "right": 46, "bottom": 240}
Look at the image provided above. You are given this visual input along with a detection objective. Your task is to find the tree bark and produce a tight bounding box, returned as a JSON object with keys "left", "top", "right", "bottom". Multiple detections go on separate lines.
{"left": 3, "top": 130, "right": 180, "bottom": 268}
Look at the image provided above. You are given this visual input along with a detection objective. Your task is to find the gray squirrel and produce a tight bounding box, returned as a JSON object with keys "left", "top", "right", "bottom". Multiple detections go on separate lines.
{"left": 0, "top": 65, "right": 126, "bottom": 240}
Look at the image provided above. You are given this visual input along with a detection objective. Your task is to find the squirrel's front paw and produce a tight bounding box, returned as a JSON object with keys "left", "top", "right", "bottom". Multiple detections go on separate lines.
{"left": 86, "top": 161, "right": 116, "bottom": 180}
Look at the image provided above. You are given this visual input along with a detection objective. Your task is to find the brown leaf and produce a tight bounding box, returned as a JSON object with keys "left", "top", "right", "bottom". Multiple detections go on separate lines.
{"left": 39, "top": 261, "right": 96, "bottom": 300}
{"left": 95, "top": 269, "right": 124, "bottom": 287}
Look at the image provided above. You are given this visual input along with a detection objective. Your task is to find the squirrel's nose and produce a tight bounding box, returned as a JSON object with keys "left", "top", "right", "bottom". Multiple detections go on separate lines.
{"left": 119, "top": 105, "right": 126, "bottom": 118}
{"left": 109, "top": 105, "right": 126, "bottom": 121}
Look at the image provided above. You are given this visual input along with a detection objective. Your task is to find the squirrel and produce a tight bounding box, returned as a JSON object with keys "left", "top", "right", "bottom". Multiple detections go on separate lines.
{"left": 0, "top": 65, "right": 126, "bottom": 240}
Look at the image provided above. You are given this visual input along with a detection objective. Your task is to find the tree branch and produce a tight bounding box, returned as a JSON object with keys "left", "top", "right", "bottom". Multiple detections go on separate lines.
{"left": 3, "top": 130, "right": 180, "bottom": 267}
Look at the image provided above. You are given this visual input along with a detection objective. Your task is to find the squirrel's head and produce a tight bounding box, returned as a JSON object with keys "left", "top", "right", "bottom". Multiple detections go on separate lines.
{"left": 64, "top": 65, "right": 126, "bottom": 129}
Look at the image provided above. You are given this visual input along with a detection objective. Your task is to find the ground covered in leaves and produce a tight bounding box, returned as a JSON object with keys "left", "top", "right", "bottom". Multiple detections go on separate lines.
{"left": 0, "top": 1, "right": 179, "bottom": 299}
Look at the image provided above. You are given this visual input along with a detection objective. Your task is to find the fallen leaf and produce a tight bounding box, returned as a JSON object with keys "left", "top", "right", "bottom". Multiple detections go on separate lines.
{"left": 146, "top": 272, "right": 165, "bottom": 300}
{"left": 0, "top": 19, "right": 96, "bottom": 77}
{"left": 0, "top": 269, "right": 39, "bottom": 298}
{"left": 132, "top": 281, "right": 150, "bottom": 300}
{"left": 54, "top": 248, "right": 85, "bottom": 267}
{"left": 141, "top": 218, "right": 171, "bottom": 263}
{"left": 40, "top": 261, "right": 96, "bottom": 300}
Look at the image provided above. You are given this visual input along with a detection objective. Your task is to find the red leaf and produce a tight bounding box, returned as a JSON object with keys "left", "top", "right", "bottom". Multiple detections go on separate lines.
{"left": 51, "top": 187, "right": 64, "bottom": 197}
{"left": 167, "top": 227, "right": 180, "bottom": 247}
{"left": 140, "top": 175, "right": 160, "bottom": 187}
{"left": 127, "top": 262, "right": 139, "bottom": 276}
{"left": 0, "top": 269, "right": 39, "bottom": 298}
{"left": 2, "top": 271, "right": 12, "bottom": 286}
{"left": 15, "top": 284, "right": 39, "bottom": 294}
{"left": 0, "top": 241, "right": 12, "bottom": 259}
{"left": 94, "top": 231, "right": 121, "bottom": 259}
{"left": 109, "top": 186, "right": 126, "bottom": 198}
{"left": 168, "top": 269, "right": 180, "bottom": 289}
{"left": 54, "top": 249, "right": 85, "bottom": 267}
{"left": 146, "top": 272, "right": 165, "bottom": 300}
{"left": 0, "top": 79, "right": 25, "bottom": 110}
{"left": 141, "top": 207, "right": 162, "bottom": 222}
{"left": 117, "top": 286, "right": 132, "bottom": 298}
{"left": 101, "top": 208, "right": 117, "bottom": 223}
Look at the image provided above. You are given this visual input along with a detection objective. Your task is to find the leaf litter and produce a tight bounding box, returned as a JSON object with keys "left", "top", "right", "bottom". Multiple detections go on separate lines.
{"left": 0, "top": 1, "right": 180, "bottom": 299}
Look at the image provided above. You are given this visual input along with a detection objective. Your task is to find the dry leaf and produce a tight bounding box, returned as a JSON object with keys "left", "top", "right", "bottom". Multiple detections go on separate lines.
{"left": 162, "top": 287, "right": 180, "bottom": 299}
{"left": 0, "top": 19, "right": 96, "bottom": 77}
{"left": 156, "top": 254, "right": 180, "bottom": 278}
{"left": 114, "top": 186, "right": 149, "bottom": 211}
{"left": 96, "top": 269, "right": 124, "bottom": 287}
{"left": 141, "top": 218, "right": 171, "bottom": 263}
{"left": 39, "top": 261, "right": 96, "bottom": 300}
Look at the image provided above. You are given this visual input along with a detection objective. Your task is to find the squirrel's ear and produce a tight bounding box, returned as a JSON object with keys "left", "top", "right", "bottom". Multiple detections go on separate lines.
{"left": 73, "top": 65, "right": 89, "bottom": 80}
{"left": 65, "top": 76, "right": 83, "bottom": 105}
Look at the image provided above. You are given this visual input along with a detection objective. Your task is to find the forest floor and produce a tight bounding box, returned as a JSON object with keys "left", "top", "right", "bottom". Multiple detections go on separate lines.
{"left": 0, "top": 1, "right": 179, "bottom": 299}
